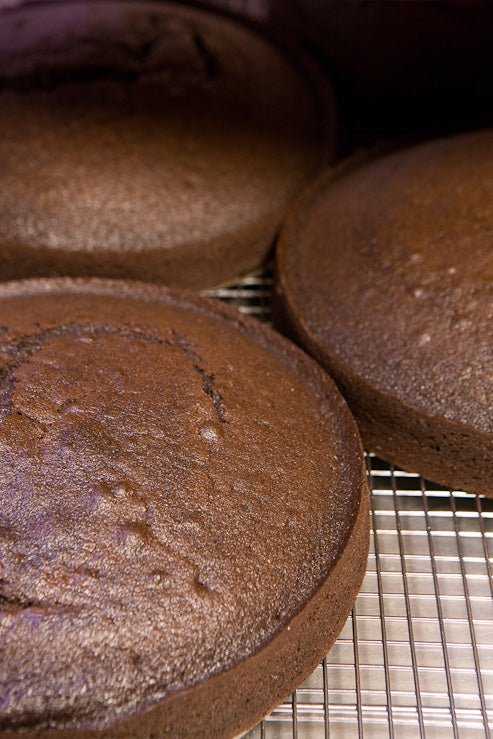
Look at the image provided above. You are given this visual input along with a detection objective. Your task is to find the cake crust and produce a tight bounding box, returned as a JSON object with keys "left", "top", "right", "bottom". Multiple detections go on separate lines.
{"left": 0, "top": 1, "right": 334, "bottom": 289}
{"left": 276, "top": 130, "right": 493, "bottom": 496}
{"left": 0, "top": 278, "right": 368, "bottom": 737}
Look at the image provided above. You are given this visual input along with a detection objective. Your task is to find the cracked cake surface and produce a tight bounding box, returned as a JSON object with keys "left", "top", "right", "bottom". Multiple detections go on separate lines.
{"left": 0, "top": 0, "right": 332, "bottom": 289}
{"left": 276, "top": 129, "right": 493, "bottom": 496}
{"left": 0, "top": 278, "right": 368, "bottom": 737}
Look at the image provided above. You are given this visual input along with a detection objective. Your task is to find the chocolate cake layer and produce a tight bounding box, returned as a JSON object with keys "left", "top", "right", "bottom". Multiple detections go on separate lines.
{"left": 0, "top": 278, "right": 368, "bottom": 737}
{"left": 0, "top": 1, "right": 333, "bottom": 289}
{"left": 276, "top": 130, "right": 493, "bottom": 495}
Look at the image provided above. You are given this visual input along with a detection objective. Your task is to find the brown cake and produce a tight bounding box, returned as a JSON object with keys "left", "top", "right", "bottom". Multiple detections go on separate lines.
{"left": 0, "top": 278, "right": 368, "bottom": 737}
{"left": 276, "top": 129, "right": 493, "bottom": 496}
{"left": 0, "top": 1, "right": 333, "bottom": 290}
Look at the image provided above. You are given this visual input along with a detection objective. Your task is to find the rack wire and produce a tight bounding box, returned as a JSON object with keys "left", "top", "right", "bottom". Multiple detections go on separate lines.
{"left": 205, "top": 269, "right": 493, "bottom": 739}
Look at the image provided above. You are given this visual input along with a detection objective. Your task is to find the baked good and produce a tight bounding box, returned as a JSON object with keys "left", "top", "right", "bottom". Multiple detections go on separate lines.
{"left": 0, "top": 1, "right": 333, "bottom": 290}
{"left": 0, "top": 278, "right": 368, "bottom": 737}
{"left": 276, "top": 129, "right": 493, "bottom": 496}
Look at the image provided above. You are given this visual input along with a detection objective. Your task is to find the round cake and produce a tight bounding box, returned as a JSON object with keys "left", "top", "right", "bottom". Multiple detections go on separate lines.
{"left": 0, "top": 1, "right": 333, "bottom": 290}
{"left": 276, "top": 129, "right": 493, "bottom": 496}
{"left": 0, "top": 278, "right": 368, "bottom": 737}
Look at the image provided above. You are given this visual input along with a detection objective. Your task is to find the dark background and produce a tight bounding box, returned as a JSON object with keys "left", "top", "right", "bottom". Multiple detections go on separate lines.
{"left": 219, "top": 0, "right": 493, "bottom": 155}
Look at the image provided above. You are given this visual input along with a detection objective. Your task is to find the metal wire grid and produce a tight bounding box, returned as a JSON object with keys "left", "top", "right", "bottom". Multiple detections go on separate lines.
{"left": 205, "top": 269, "right": 493, "bottom": 739}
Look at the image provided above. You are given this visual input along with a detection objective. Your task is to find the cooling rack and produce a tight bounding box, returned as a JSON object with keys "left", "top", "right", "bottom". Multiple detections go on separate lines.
{"left": 205, "top": 269, "right": 493, "bottom": 739}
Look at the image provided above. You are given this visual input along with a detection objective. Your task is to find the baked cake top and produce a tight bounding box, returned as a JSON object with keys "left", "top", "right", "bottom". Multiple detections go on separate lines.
{"left": 278, "top": 130, "right": 493, "bottom": 435}
{"left": 0, "top": 1, "right": 328, "bottom": 259}
{"left": 0, "top": 278, "right": 364, "bottom": 733}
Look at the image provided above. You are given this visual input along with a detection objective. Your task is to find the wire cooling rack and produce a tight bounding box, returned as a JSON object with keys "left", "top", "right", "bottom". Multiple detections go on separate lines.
{"left": 205, "top": 269, "right": 493, "bottom": 739}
